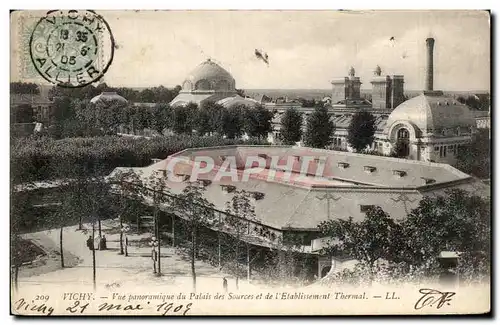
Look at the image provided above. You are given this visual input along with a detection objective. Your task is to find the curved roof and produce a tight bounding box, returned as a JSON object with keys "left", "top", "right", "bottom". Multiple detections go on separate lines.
{"left": 385, "top": 92, "right": 476, "bottom": 133}
{"left": 90, "top": 92, "right": 128, "bottom": 106}
{"left": 217, "top": 95, "right": 260, "bottom": 108}
{"left": 182, "top": 59, "right": 236, "bottom": 92}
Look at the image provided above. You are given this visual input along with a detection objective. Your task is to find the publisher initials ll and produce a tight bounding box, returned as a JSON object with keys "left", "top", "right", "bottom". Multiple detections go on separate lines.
{"left": 386, "top": 292, "right": 399, "bottom": 300}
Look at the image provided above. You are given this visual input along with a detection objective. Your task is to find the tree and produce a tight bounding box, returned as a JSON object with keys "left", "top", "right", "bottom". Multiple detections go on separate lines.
{"left": 318, "top": 206, "right": 400, "bottom": 270}
{"left": 108, "top": 168, "right": 145, "bottom": 255}
{"left": 10, "top": 82, "right": 40, "bottom": 94}
{"left": 390, "top": 139, "right": 408, "bottom": 158}
{"left": 172, "top": 104, "right": 196, "bottom": 134}
{"left": 115, "top": 87, "right": 140, "bottom": 102}
{"left": 224, "top": 190, "right": 258, "bottom": 288}
{"left": 150, "top": 103, "right": 172, "bottom": 134}
{"left": 220, "top": 106, "right": 244, "bottom": 139}
{"left": 138, "top": 88, "right": 156, "bottom": 103}
{"left": 402, "top": 189, "right": 490, "bottom": 278}
{"left": 175, "top": 182, "right": 216, "bottom": 291}
{"left": 243, "top": 105, "right": 274, "bottom": 140}
{"left": 280, "top": 108, "right": 303, "bottom": 144}
{"left": 10, "top": 182, "right": 37, "bottom": 291}
{"left": 196, "top": 102, "right": 223, "bottom": 136}
{"left": 304, "top": 104, "right": 335, "bottom": 148}
{"left": 347, "top": 110, "right": 376, "bottom": 152}
{"left": 11, "top": 104, "right": 34, "bottom": 123}
{"left": 145, "top": 171, "right": 171, "bottom": 276}
{"left": 456, "top": 128, "right": 490, "bottom": 178}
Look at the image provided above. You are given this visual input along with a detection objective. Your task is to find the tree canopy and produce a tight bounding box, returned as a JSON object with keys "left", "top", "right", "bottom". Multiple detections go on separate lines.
{"left": 280, "top": 108, "right": 303, "bottom": 145}
{"left": 317, "top": 189, "right": 490, "bottom": 282}
{"left": 347, "top": 110, "right": 376, "bottom": 152}
{"left": 456, "top": 128, "right": 490, "bottom": 178}
{"left": 304, "top": 104, "right": 335, "bottom": 148}
{"left": 243, "top": 105, "right": 274, "bottom": 140}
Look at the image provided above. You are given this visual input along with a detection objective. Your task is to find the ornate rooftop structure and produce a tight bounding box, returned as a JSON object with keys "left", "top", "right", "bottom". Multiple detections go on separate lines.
{"left": 170, "top": 59, "right": 258, "bottom": 108}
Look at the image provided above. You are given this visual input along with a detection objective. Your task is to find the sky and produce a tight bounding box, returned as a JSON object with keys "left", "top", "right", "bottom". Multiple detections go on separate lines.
{"left": 11, "top": 10, "right": 490, "bottom": 91}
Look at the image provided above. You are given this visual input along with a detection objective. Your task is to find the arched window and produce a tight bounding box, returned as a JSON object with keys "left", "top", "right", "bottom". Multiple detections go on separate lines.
{"left": 195, "top": 79, "right": 211, "bottom": 90}
{"left": 397, "top": 128, "right": 409, "bottom": 139}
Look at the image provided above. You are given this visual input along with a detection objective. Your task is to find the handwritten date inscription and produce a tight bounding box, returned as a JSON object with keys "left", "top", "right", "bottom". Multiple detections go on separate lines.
{"left": 414, "top": 288, "right": 456, "bottom": 310}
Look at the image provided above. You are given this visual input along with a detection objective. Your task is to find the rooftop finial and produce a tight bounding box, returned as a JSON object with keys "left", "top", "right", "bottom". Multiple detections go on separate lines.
{"left": 374, "top": 65, "right": 382, "bottom": 76}
{"left": 348, "top": 66, "right": 355, "bottom": 77}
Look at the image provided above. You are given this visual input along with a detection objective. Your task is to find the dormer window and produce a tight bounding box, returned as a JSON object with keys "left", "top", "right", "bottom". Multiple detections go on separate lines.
{"left": 364, "top": 166, "right": 376, "bottom": 173}
{"left": 195, "top": 179, "right": 212, "bottom": 187}
{"left": 250, "top": 191, "right": 265, "bottom": 200}
{"left": 360, "top": 205, "right": 378, "bottom": 213}
{"left": 220, "top": 184, "right": 236, "bottom": 193}
{"left": 392, "top": 170, "right": 407, "bottom": 177}
{"left": 421, "top": 177, "right": 436, "bottom": 185}
{"left": 175, "top": 173, "right": 190, "bottom": 181}
{"left": 338, "top": 162, "right": 349, "bottom": 169}
{"left": 156, "top": 169, "right": 167, "bottom": 178}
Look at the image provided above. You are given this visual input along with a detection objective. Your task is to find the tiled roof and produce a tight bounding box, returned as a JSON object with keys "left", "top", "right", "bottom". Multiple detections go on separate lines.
{"left": 332, "top": 114, "right": 388, "bottom": 130}
{"left": 109, "top": 145, "right": 485, "bottom": 231}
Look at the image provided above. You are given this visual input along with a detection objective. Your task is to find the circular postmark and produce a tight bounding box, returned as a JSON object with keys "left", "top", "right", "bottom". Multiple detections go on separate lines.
{"left": 29, "top": 10, "right": 115, "bottom": 88}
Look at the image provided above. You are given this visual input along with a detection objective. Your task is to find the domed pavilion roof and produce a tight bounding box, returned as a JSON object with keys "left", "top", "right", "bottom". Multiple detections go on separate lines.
{"left": 90, "top": 92, "right": 128, "bottom": 106}
{"left": 385, "top": 91, "right": 476, "bottom": 135}
{"left": 181, "top": 59, "right": 236, "bottom": 93}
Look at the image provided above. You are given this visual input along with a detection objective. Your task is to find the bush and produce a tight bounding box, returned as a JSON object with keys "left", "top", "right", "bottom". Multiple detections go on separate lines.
{"left": 11, "top": 135, "right": 268, "bottom": 184}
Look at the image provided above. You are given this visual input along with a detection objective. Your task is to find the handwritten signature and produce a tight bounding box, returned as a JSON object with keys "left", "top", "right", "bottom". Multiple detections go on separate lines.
{"left": 414, "top": 288, "right": 456, "bottom": 310}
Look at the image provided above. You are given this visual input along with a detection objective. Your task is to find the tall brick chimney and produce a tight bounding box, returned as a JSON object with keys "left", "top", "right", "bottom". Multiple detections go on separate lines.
{"left": 425, "top": 38, "right": 435, "bottom": 91}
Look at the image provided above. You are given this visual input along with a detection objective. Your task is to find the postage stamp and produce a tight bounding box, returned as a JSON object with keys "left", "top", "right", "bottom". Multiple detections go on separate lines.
{"left": 9, "top": 10, "right": 491, "bottom": 317}
{"left": 25, "top": 10, "right": 114, "bottom": 88}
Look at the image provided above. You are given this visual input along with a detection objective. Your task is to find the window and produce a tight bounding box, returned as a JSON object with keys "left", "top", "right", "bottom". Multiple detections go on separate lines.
{"left": 198, "top": 179, "right": 212, "bottom": 187}
{"left": 439, "top": 146, "right": 443, "bottom": 157}
{"left": 397, "top": 128, "right": 409, "bottom": 139}
{"left": 435, "top": 146, "right": 440, "bottom": 151}
{"left": 421, "top": 177, "right": 436, "bottom": 185}
{"left": 392, "top": 170, "right": 407, "bottom": 177}
{"left": 363, "top": 166, "right": 376, "bottom": 173}
{"left": 338, "top": 162, "right": 349, "bottom": 169}
{"left": 443, "top": 146, "right": 447, "bottom": 157}
{"left": 250, "top": 191, "right": 265, "bottom": 200}
{"left": 360, "top": 205, "right": 377, "bottom": 213}
{"left": 220, "top": 185, "right": 236, "bottom": 193}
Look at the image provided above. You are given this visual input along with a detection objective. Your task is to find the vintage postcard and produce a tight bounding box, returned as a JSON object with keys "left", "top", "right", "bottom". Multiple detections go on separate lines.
{"left": 9, "top": 10, "right": 491, "bottom": 316}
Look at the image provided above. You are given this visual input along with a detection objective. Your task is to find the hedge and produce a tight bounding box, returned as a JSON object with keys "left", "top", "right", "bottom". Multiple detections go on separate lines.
{"left": 11, "top": 135, "right": 267, "bottom": 184}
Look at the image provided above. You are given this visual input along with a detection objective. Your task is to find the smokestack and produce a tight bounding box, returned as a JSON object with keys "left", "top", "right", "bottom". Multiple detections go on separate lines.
{"left": 425, "top": 38, "right": 435, "bottom": 91}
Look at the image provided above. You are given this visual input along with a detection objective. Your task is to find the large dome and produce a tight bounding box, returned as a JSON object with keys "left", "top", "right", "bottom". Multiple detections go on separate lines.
{"left": 384, "top": 92, "right": 476, "bottom": 136}
{"left": 181, "top": 59, "right": 236, "bottom": 93}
